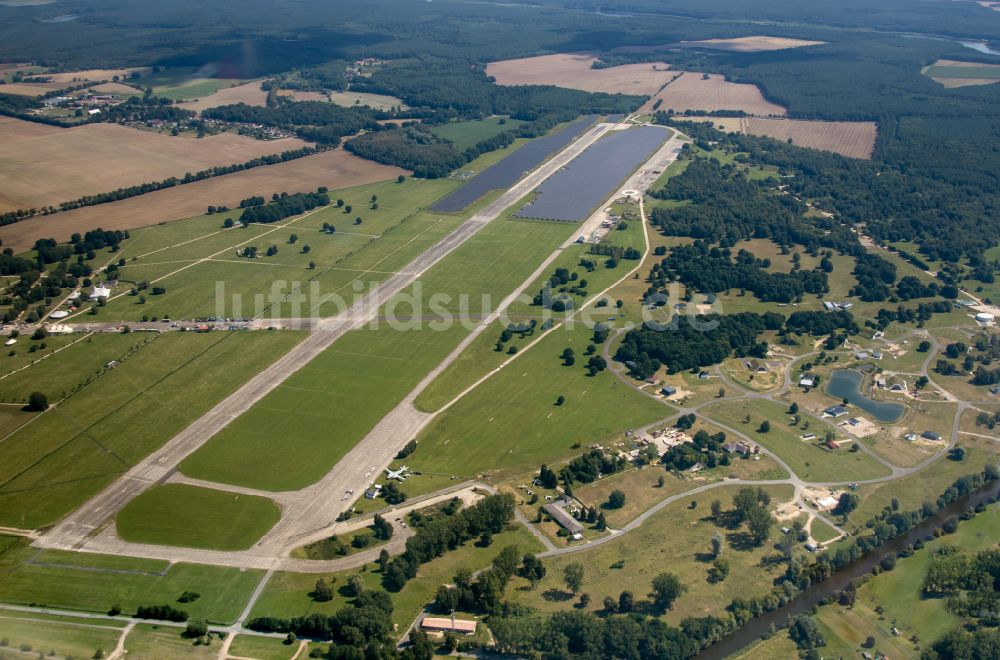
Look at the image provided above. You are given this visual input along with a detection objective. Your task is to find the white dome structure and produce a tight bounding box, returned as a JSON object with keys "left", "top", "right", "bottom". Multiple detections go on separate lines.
{"left": 976, "top": 312, "right": 995, "bottom": 323}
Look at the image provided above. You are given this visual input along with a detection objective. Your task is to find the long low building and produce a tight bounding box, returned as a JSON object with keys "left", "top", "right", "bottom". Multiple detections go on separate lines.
{"left": 543, "top": 499, "right": 584, "bottom": 537}
{"left": 422, "top": 616, "right": 477, "bottom": 635}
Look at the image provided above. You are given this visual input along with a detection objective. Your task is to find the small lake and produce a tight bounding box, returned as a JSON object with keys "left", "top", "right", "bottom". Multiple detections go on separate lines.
{"left": 825, "top": 369, "right": 906, "bottom": 423}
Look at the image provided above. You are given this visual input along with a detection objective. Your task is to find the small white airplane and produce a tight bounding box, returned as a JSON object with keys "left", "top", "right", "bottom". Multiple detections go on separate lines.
{"left": 385, "top": 465, "right": 410, "bottom": 481}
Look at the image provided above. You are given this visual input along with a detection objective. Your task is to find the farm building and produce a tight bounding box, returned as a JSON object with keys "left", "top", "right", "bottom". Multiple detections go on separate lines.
{"left": 422, "top": 617, "right": 477, "bottom": 635}
{"left": 660, "top": 385, "right": 677, "bottom": 396}
{"left": 799, "top": 374, "right": 817, "bottom": 388}
{"left": 543, "top": 499, "right": 584, "bottom": 538}
{"left": 888, "top": 376, "right": 908, "bottom": 392}
{"left": 722, "top": 442, "right": 755, "bottom": 455}
{"left": 922, "top": 431, "right": 942, "bottom": 441}
{"left": 824, "top": 405, "right": 849, "bottom": 417}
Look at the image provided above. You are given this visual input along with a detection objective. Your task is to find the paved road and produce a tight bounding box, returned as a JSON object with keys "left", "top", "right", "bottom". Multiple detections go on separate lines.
{"left": 36, "top": 119, "right": 615, "bottom": 558}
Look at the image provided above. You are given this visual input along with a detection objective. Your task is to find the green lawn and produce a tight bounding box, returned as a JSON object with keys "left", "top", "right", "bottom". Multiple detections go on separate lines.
{"left": 430, "top": 117, "right": 526, "bottom": 151}
{"left": 0, "top": 615, "right": 124, "bottom": 659}
{"left": 0, "top": 535, "right": 263, "bottom": 624}
{"left": 97, "top": 179, "right": 460, "bottom": 322}
{"left": 123, "top": 623, "right": 219, "bottom": 658}
{"left": 291, "top": 525, "right": 389, "bottom": 560}
{"left": 229, "top": 633, "right": 300, "bottom": 659}
{"left": 153, "top": 77, "right": 244, "bottom": 100}
{"left": 701, "top": 399, "right": 892, "bottom": 483}
{"left": 506, "top": 485, "right": 796, "bottom": 624}
{"left": 0, "top": 330, "right": 304, "bottom": 528}
{"left": 180, "top": 217, "right": 575, "bottom": 490}
{"left": 116, "top": 484, "right": 280, "bottom": 550}
{"left": 409, "top": 322, "right": 671, "bottom": 481}
{"left": 0, "top": 332, "right": 152, "bottom": 402}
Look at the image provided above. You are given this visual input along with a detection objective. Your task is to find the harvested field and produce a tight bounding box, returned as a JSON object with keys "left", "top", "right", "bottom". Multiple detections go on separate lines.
{"left": 641, "top": 72, "right": 786, "bottom": 115}
{"left": 0, "top": 114, "right": 61, "bottom": 143}
{"left": 690, "top": 116, "right": 877, "bottom": 159}
{"left": 0, "top": 148, "right": 406, "bottom": 252}
{"left": 87, "top": 82, "right": 142, "bottom": 96}
{"left": 327, "top": 90, "right": 407, "bottom": 111}
{"left": 0, "top": 81, "right": 66, "bottom": 96}
{"left": 278, "top": 90, "right": 329, "bottom": 102}
{"left": 487, "top": 53, "right": 672, "bottom": 95}
{"left": 45, "top": 67, "right": 149, "bottom": 83}
{"left": 923, "top": 59, "right": 1000, "bottom": 87}
{"left": 679, "top": 36, "right": 825, "bottom": 52}
{"left": 177, "top": 81, "right": 268, "bottom": 112}
{"left": 0, "top": 120, "right": 309, "bottom": 213}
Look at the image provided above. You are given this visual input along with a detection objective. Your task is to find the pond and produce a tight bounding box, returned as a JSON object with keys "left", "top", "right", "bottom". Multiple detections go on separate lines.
{"left": 825, "top": 368, "right": 906, "bottom": 423}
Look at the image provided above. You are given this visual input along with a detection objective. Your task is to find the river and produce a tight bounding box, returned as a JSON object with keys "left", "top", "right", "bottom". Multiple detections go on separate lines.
{"left": 695, "top": 482, "right": 1000, "bottom": 659}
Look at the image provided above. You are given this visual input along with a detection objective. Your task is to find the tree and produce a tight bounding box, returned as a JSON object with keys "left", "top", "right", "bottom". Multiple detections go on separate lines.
{"left": 618, "top": 590, "right": 634, "bottom": 613}
{"left": 378, "top": 549, "right": 390, "bottom": 572}
{"left": 718, "top": 387, "right": 726, "bottom": 398}
{"left": 596, "top": 512, "right": 607, "bottom": 531}
{"left": 834, "top": 492, "right": 859, "bottom": 517}
{"left": 710, "top": 531, "right": 724, "bottom": 558}
{"left": 288, "top": 233, "right": 298, "bottom": 244}
{"left": 745, "top": 505, "right": 773, "bottom": 546}
{"left": 382, "top": 481, "right": 406, "bottom": 504}
{"left": 709, "top": 557, "right": 730, "bottom": 582}
{"left": 917, "top": 340, "right": 931, "bottom": 353}
{"left": 183, "top": 619, "right": 208, "bottom": 638}
{"left": 539, "top": 464, "right": 558, "bottom": 489}
{"left": 519, "top": 553, "right": 546, "bottom": 587}
{"left": 563, "top": 562, "right": 584, "bottom": 594}
{"left": 607, "top": 489, "right": 626, "bottom": 509}
{"left": 649, "top": 572, "right": 686, "bottom": 610}
{"left": 788, "top": 402, "right": 799, "bottom": 415}
{"left": 348, "top": 574, "right": 365, "bottom": 597}
{"left": 710, "top": 499, "right": 722, "bottom": 519}
{"left": 555, "top": 395, "right": 565, "bottom": 406}
{"left": 312, "top": 578, "right": 333, "bottom": 602}
{"left": 301, "top": 244, "right": 311, "bottom": 254}
{"left": 397, "top": 175, "right": 405, "bottom": 183}
{"left": 758, "top": 420, "right": 771, "bottom": 433}
{"left": 26, "top": 391, "right": 48, "bottom": 412}
{"left": 372, "top": 513, "right": 393, "bottom": 540}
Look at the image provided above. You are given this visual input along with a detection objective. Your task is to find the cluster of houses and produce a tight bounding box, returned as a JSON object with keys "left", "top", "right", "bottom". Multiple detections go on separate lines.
{"left": 41, "top": 91, "right": 127, "bottom": 115}
{"left": 200, "top": 118, "right": 296, "bottom": 140}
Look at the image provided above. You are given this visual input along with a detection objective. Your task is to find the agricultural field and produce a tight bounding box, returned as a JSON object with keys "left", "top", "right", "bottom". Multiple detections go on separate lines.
{"left": 116, "top": 483, "right": 281, "bottom": 550}
{"left": 176, "top": 81, "right": 268, "bottom": 112}
{"left": 486, "top": 53, "right": 673, "bottom": 95}
{"left": 0, "top": 536, "right": 263, "bottom": 623}
{"left": 689, "top": 116, "right": 878, "bottom": 159}
{"left": 640, "top": 72, "right": 786, "bottom": 116}
{"left": 923, "top": 58, "right": 1000, "bottom": 87}
{"left": 507, "top": 485, "right": 796, "bottom": 624}
{"left": 0, "top": 148, "right": 407, "bottom": 253}
{"left": 0, "top": 330, "right": 304, "bottom": 528}
{"left": 0, "top": 119, "right": 309, "bottom": 214}
{"left": 430, "top": 116, "right": 526, "bottom": 151}
{"left": 123, "top": 624, "right": 219, "bottom": 658}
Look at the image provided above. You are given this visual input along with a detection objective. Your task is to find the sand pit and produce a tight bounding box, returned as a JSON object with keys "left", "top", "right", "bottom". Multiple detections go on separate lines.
{"left": 0, "top": 120, "right": 310, "bottom": 213}
{"left": 0, "top": 148, "right": 406, "bottom": 252}
{"left": 687, "top": 116, "right": 877, "bottom": 159}
{"left": 487, "top": 53, "right": 673, "bottom": 96}
{"left": 679, "top": 36, "right": 825, "bottom": 52}
{"left": 641, "top": 72, "right": 786, "bottom": 116}
{"left": 176, "top": 82, "right": 268, "bottom": 113}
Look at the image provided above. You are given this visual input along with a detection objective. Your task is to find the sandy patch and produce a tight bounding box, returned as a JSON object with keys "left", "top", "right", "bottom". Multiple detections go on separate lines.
{"left": 0, "top": 119, "right": 309, "bottom": 213}
{"left": 839, "top": 416, "right": 880, "bottom": 438}
{"left": 679, "top": 36, "right": 825, "bottom": 52}
{"left": 176, "top": 82, "right": 268, "bottom": 113}
{"left": 487, "top": 53, "right": 674, "bottom": 96}
{"left": 0, "top": 148, "right": 405, "bottom": 252}
{"left": 640, "top": 72, "right": 786, "bottom": 116}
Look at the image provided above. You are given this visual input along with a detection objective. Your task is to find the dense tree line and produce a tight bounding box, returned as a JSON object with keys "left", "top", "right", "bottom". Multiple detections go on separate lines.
{"left": 345, "top": 124, "right": 463, "bottom": 178}
{"left": 662, "top": 429, "right": 732, "bottom": 472}
{"left": 433, "top": 545, "right": 522, "bottom": 614}
{"left": 563, "top": 448, "right": 629, "bottom": 484}
{"left": 647, "top": 157, "right": 860, "bottom": 258}
{"left": 239, "top": 191, "right": 330, "bottom": 224}
{"left": 382, "top": 494, "right": 515, "bottom": 591}
{"left": 615, "top": 312, "right": 782, "bottom": 378}
{"left": 203, "top": 99, "right": 377, "bottom": 145}
{"left": 783, "top": 310, "right": 858, "bottom": 336}
{"left": 658, "top": 242, "right": 828, "bottom": 303}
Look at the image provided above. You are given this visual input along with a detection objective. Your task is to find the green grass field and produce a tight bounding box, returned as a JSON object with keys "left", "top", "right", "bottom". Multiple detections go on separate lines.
{"left": 229, "top": 633, "right": 300, "bottom": 659}
{"left": 0, "top": 330, "right": 303, "bottom": 528}
{"left": 0, "top": 614, "right": 124, "bottom": 659}
{"left": 97, "top": 179, "right": 460, "bottom": 322}
{"left": 116, "top": 484, "right": 280, "bottom": 550}
{"left": 0, "top": 535, "right": 263, "bottom": 624}
{"left": 180, "top": 217, "right": 576, "bottom": 490}
{"left": 507, "top": 485, "right": 795, "bottom": 624}
{"left": 123, "top": 623, "right": 218, "bottom": 658}
{"left": 0, "top": 332, "right": 151, "bottom": 402}
{"left": 701, "top": 399, "right": 892, "bottom": 482}
{"left": 430, "top": 117, "right": 526, "bottom": 151}
{"left": 409, "top": 322, "right": 670, "bottom": 481}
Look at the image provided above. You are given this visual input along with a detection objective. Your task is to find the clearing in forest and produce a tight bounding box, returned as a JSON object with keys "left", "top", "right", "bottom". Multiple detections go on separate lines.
{"left": 487, "top": 53, "right": 673, "bottom": 96}
{"left": 678, "top": 36, "right": 825, "bottom": 52}
{"left": 689, "top": 116, "right": 878, "bottom": 159}
{"left": 922, "top": 59, "right": 1000, "bottom": 87}
{"left": 640, "top": 72, "right": 786, "bottom": 116}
